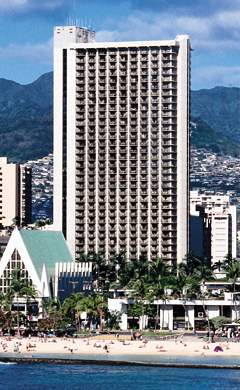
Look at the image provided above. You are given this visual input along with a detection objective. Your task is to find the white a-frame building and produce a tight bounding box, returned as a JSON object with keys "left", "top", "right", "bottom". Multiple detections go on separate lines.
{"left": 0, "top": 228, "right": 73, "bottom": 299}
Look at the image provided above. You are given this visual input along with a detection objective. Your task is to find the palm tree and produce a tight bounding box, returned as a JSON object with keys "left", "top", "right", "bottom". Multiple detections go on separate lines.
{"left": 21, "top": 284, "right": 38, "bottom": 312}
{"left": 148, "top": 258, "right": 174, "bottom": 330}
{"left": 88, "top": 252, "right": 114, "bottom": 293}
{"left": 0, "top": 292, "right": 14, "bottom": 333}
{"left": 9, "top": 269, "right": 26, "bottom": 336}
{"left": 61, "top": 293, "right": 83, "bottom": 321}
{"left": 179, "top": 252, "right": 206, "bottom": 278}
{"left": 223, "top": 258, "right": 240, "bottom": 293}
{"left": 118, "top": 259, "right": 135, "bottom": 288}
{"left": 19, "top": 284, "right": 38, "bottom": 329}
{"left": 185, "top": 262, "right": 214, "bottom": 341}
{"left": 223, "top": 254, "right": 235, "bottom": 269}
{"left": 89, "top": 254, "right": 103, "bottom": 288}
{"left": 175, "top": 253, "right": 215, "bottom": 338}
{"left": 131, "top": 275, "right": 150, "bottom": 330}
{"left": 222, "top": 258, "right": 240, "bottom": 321}
{"left": 92, "top": 294, "right": 107, "bottom": 331}
{"left": 124, "top": 256, "right": 151, "bottom": 330}
{"left": 37, "top": 298, "right": 65, "bottom": 333}
{"left": 178, "top": 254, "right": 213, "bottom": 298}
{"left": 107, "top": 253, "right": 126, "bottom": 290}
{"left": 195, "top": 263, "right": 213, "bottom": 283}
{"left": 8, "top": 269, "right": 39, "bottom": 335}
{"left": 75, "top": 296, "right": 94, "bottom": 331}
{"left": 44, "top": 299, "right": 63, "bottom": 331}
{"left": 72, "top": 294, "right": 107, "bottom": 332}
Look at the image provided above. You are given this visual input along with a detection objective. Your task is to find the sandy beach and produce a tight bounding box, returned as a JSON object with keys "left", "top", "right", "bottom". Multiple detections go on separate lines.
{"left": 0, "top": 335, "right": 239, "bottom": 359}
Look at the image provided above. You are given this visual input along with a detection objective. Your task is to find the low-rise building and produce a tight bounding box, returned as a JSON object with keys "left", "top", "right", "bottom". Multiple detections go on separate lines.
{"left": 108, "top": 289, "right": 240, "bottom": 331}
{"left": 55, "top": 262, "right": 92, "bottom": 301}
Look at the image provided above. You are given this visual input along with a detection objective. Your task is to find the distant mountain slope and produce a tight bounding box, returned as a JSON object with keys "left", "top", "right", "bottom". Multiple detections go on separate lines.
{"left": 0, "top": 72, "right": 52, "bottom": 162}
{"left": 190, "top": 117, "right": 239, "bottom": 156}
{"left": 191, "top": 87, "right": 240, "bottom": 140}
{"left": 0, "top": 71, "right": 239, "bottom": 162}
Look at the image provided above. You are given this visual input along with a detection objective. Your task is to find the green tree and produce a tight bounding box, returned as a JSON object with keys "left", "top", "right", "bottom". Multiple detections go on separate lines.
{"left": 221, "top": 256, "right": 240, "bottom": 320}
{"left": 9, "top": 269, "right": 38, "bottom": 335}
{"left": 92, "top": 293, "right": 107, "bottom": 331}
{"left": 0, "top": 292, "right": 15, "bottom": 332}
{"left": 223, "top": 257, "right": 240, "bottom": 293}
{"left": 178, "top": 253, "right": 214, "bottom": 339}
{"left": 62, "top": 293, "right": 108, "bottom": 332}
{"left": 105, "top": 310, "right": 121, "bottom": 330}
{"left": 42, "top": 298, "right": 65, "bottom": 331}
{"left": 179, "top": 253, "right": 207, "bottom": 278}
{"left": 75, "top": 296, "right": 95, "bottom": 331}
{"left": 79, "top": 252, "right": 120, "bottom": 293}
{"left": 148, "top": 258, "right": 174, "bottom": 330}
{"left": 125, "top": 256, "right": 151, "bottom": 330}
{"left": 127, "top": 303, "right": 143, "bottom": 324}
{"left": 210, "top": 316, "right": 231, "bottom": 330}
{"left": 61, "top": 293, "right": 83, "bottom": 322}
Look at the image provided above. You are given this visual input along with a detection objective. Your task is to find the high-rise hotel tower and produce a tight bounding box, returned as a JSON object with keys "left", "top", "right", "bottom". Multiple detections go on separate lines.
{"left": 54, "top": 26, "right": 190, "bottom": 265}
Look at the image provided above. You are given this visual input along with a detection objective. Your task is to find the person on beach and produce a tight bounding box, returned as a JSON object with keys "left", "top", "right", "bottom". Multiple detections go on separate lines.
{"left": 210, "top": 330, "right": 215, "bottom": 343}
{"left": 103, "top": 344, "right": 109, "bottom": 353}
{"left": 227, "top": 327, "right": 232, "bottom": 339}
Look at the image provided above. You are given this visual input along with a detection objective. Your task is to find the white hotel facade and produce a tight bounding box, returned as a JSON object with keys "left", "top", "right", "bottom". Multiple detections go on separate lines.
{"left": 54, "top": 26, "right": 190, "bottom": 264}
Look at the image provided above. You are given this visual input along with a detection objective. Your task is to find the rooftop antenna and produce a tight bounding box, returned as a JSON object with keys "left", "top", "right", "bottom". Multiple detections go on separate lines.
{"left": 72, "top": 0, "right": 76, "bottom": 24}
{"left": 66, "top": 0, "right": 77, "bottom": 26}
{"left": 89, "top": 18, "right": 93, "bottom": 30}
{"left": 88, "top": 18, "right": 92, "bottom": 30}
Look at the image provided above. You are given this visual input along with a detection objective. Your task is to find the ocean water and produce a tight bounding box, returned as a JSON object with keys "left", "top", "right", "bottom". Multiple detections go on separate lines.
{"left": 0, "top": 363, "right": 240, "bottom": 390}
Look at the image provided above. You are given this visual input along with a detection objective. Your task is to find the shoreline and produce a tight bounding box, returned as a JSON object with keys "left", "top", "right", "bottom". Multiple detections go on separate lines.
{"left": 1, "top": 353, "right": 240, "bottom": 370}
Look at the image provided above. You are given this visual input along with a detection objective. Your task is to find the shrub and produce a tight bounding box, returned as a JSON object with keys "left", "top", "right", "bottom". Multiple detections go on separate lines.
{"left": 210, "top": 316, "right": 231, "bottom": 330}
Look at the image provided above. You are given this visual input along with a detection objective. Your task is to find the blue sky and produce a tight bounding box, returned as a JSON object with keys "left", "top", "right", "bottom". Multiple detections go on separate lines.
{"left": 0, "top": 0, "right": 239, "bottom": 89}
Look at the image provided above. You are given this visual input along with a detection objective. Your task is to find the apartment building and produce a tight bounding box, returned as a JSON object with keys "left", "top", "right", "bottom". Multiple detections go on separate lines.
{"left": 20, "top": 165, "right": 32, "bottom": 226}
{"left": 54, "top": 26, "right": 190, "bottom": 264}
{"left": 190, "top": 191, "right": 237, "bottom": 264}
{"left": 0, "top": 157, "right": 32, "bottom": 228}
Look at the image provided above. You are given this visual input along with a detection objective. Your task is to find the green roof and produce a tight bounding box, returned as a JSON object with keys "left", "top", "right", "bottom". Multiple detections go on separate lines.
{"left": 20, "top": 229, "right": 73, "bottom": 277}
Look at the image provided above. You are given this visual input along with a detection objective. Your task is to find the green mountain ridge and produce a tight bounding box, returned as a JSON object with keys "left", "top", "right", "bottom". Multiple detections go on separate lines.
{"left": 0, "top": 71, "right": 238, "bottom": 162}
{"left": 0, "top": 72, "right": 52, "bottom": 162}
{"left": 190, "top": 117, "right": 239, "bottom": 156}
{"left": 191, "top": 87, "right": 240, "bottom": 140}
